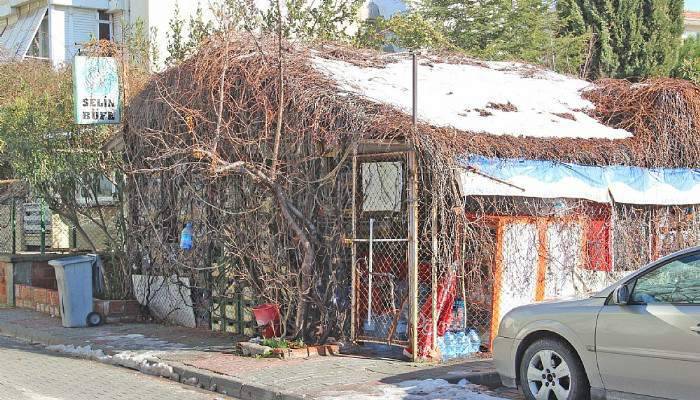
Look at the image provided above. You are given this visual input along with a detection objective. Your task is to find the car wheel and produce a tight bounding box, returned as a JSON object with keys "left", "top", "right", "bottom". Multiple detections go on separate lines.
{"left": 519, "top": 338, "right": 589, "bottom": 400}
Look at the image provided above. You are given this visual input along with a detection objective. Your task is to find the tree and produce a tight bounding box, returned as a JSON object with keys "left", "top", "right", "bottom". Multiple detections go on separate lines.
{"left": 0, "top": 61, "right": 130, "bottom": 298}
{"left": 355, "top": 13, "right": 452, "bottom": 51}
{"left": 361, "top": 0, "right": 590, "bottom": 75}
{"left": 166, "top": 3, "right": 188, "bottom": 65}
{"left": 260, "top": 0, "right": 365, "bottom": 41}
{"left": 558, "top": 0, "right": 684, "bottom": 79}
{"left": 672, "top": 34, "right": 700, "bottom": 84}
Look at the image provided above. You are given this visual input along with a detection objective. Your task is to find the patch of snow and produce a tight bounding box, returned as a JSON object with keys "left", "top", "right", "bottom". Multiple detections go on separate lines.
{"left": 46, "top": 344, "right": 110, "bottom": 362}
{"left": 94, "top": 333, "right": 186, "bottom": 350}
{"left": 45, "top": 344, "right": 173, "bottom": 379}
{"left": 312, "top": 56, "right": 632, "bottom": 140}
{"left": 110, "top": 350, "right": 174, "bottom": 378}
{"left": 319, "top": 379, "right": 507, "bottom": 400}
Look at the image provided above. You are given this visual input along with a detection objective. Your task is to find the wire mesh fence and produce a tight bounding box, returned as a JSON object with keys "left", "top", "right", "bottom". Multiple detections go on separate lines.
{"left": 351, "top": 148, "right": 700, "bottom": 361}
{"left": 0, "top": 197, "right": 51, "bottom": 254}
{"left": 352, "top": 156, "right": 410, "bottom": 345}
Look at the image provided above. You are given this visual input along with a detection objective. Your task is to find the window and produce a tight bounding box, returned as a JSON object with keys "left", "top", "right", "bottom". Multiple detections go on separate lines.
{"left": 98, "top": 11, "right": 111, "bottom": 41}
{"left": 77, "top": 173, "right": 116, "bottom": 205}
{"left": 361, "top": 161, "right": 403, "bottom": 212}
{"left": 27, "top": 11, "right": 49, "bottom": 58}
{"left": 630, "top": 252, "right": 700, "bottom": 305}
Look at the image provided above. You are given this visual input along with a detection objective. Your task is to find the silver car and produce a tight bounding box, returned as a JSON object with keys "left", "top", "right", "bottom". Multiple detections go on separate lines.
{"left": 494, "top": 246, "right": 700, "bottom": 400}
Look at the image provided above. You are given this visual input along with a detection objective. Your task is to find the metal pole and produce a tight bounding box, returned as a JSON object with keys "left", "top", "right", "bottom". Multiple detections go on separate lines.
{"left": 407, "top": 152, "right": 419, "bottom": 360}
{"left": 407, "top": 52, "right": 419, "bottom": 360}
{"left": 431, "top": 195, "right": 438, "bottom": 350}
{"left": 350, "top": 143, "right": 358, "bottom": 341}
{"left": 40, "top": 200, "right": 46, "bottom": 254}
{"left": 11, "top": 198, "right": 16, "bottom": 254}
{"left": 412, "top": 53, "right": 417, "bottom": 126}
{"left": 367, "top": 218, "right": 374, "bottom": 331}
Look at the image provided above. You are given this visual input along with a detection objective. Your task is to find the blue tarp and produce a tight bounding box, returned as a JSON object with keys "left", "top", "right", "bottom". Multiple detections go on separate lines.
{"left": 457, "top": 156, "right": 700, "bottom": 205}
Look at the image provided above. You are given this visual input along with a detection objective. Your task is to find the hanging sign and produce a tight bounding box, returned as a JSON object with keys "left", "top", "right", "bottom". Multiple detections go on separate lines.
{"left": 73, "top": 56, "right": 121, "bottom": 124}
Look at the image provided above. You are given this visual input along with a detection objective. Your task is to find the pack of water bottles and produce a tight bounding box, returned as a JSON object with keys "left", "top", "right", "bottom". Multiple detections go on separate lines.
{"left": 436, "top": 328, "right": 481, "bottom": 361}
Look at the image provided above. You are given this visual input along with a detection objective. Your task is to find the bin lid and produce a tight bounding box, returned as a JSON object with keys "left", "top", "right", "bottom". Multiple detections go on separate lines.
{"left": 48, "top": 255, "right": 96, "bottom": 267}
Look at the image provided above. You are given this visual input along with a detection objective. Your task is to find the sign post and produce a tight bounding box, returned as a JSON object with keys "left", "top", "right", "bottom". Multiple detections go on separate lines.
{"left": 73, "top": 56, "right": 121, "bottom": 125}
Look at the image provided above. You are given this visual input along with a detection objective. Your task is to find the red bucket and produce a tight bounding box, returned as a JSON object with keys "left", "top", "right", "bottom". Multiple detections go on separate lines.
{"left": 252, "top": 303, "right": 281, "bottom": 338}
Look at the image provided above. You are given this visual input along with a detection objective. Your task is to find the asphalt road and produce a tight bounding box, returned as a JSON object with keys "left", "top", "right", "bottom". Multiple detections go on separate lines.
{"left": 0, "top": 335, "right": 229, "bottom": 400}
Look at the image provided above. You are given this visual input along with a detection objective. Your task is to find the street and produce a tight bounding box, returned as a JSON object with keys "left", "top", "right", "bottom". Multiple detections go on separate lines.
{"left": 0, "top": 335, "right": 227, "bottom": 400}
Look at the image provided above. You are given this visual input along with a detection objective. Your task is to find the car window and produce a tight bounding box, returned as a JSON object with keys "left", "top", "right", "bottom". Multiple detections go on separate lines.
{"left": 630, "top": 252, "right": 700, "bottom": 305}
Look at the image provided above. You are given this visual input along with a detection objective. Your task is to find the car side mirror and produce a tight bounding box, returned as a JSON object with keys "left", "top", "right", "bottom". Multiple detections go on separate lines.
{"left": 613, "top": 284, "right": 631, "bottom": 305}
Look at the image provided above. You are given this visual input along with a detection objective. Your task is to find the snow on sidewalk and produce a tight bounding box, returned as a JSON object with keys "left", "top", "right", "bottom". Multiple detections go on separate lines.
{"left": 46, "top": 344, "right": 174, "bottom": 378}
{"left": 319, "top": 379, "right": 508, "bottom": 400}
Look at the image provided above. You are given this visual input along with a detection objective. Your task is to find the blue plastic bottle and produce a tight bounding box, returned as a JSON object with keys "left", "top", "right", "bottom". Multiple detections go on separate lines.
{"left": 467, "top": 329, "right": 481, "bottom": 354}
{"left": 180, "top": 222, "right": 193, "bottom": 250}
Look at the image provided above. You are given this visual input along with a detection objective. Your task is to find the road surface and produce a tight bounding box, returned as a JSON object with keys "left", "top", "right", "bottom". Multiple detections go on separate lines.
{"left": 0, "top": 335, "right": 228, "bottom": 400}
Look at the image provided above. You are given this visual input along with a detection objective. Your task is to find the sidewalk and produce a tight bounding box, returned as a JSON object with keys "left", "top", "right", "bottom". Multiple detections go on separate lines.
{"left": 0, "top": 307, "right": 520, "bottom": 400}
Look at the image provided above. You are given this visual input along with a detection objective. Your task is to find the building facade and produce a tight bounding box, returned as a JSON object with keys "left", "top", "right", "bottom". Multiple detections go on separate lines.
{"left": 0, "top": 0, "right": 220, "bottom": 67}
{"left": 686, "top": 11, "right": 700, "bottom": 37}
{"left": 0, "top": 0, "right": 406, "bottom": 68}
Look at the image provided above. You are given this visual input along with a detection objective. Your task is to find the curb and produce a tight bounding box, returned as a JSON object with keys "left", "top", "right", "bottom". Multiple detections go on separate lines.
{"left": 0, "top": 318, "right": 502, "bottom": 399}
{"left": 0, "top": 319, "right": 305, "bottom": 400}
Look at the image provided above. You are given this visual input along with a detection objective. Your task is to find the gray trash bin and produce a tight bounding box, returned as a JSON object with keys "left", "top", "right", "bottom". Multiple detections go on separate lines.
{"left": 49, "top": 255, "right": 96, "bottom": 328}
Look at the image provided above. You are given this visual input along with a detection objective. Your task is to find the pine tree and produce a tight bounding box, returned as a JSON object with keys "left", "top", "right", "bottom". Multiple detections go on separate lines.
{"left": 558, "top": 0, "right": 684, "bottom": 79}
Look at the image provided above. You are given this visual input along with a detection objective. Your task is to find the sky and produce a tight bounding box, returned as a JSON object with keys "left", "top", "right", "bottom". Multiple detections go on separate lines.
{"left": 687, "top": 0, "right": 700, "bottom": 11}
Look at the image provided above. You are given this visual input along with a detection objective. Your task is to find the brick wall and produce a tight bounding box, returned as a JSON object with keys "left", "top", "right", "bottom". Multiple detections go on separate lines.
{"left": 93, "top": 299, "right": 143, "bottom": 323}
{"left": 15, "top": 284, "right": 60, "bottom": 316}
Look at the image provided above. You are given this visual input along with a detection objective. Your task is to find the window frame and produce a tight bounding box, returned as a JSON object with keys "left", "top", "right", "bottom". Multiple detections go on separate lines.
{"left": 627, "top": 251, "right": 700, "bottom": 306}
{"left": 97, "top": 10, "right": 112, "bottom": 41}
{"left": 75, "top": 172, "right": 117, "bottom": 207}
{"left": 26, "top": 10, "right": 49, "bottom": 59}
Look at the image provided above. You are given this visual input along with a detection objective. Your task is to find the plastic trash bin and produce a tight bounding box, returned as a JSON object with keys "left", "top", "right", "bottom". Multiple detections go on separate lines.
{"left": 49, "top": 255, "right": 100, "bottom": 328}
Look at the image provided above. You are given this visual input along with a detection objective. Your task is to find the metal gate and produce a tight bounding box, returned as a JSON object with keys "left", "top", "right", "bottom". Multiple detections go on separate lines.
{"left": 350, "top": 149, "right": 418, "bottom": 348}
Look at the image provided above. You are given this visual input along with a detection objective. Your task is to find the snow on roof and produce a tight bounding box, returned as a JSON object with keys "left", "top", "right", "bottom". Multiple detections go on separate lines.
{"left": 312, "top": 56, "right": 633, "bottom": 140}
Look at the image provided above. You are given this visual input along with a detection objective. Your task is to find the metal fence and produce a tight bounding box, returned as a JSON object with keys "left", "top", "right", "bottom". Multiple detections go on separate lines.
{"left": 352, "top": 154, "right": 410, "bottom": 346}
{"left": 349, "top": 148, "right": 700, "bottom": 361}
{"left": 0, "top": 198, "right": 53, "bottom": 254}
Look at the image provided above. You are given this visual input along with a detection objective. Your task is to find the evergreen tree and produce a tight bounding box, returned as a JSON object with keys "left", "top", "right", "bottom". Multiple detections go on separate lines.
{"left": 558, "top": 0, "right": 684, "bottom": 79}
{"left": 672, "top": 34, "right": 700, "bottom": 84}
{"left": 360, "top": 0, "right": 590, "bottom": 75}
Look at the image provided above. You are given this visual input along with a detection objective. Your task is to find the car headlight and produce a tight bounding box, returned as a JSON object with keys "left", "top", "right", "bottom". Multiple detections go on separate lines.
{"left": 498, "top": 312, "right": 517, "bottom": 338}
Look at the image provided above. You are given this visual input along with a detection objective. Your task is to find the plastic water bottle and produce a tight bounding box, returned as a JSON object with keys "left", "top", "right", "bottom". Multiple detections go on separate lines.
{"left": 180, "top": 222, "right": 193, "bottom": 250}
{"left": 467, "top": 329, "right": 481, "bottom": 354}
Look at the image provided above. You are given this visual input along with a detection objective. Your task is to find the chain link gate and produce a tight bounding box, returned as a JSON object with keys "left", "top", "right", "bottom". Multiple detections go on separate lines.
{"left": 350, "top": 148, "right": 419, "bottom": 353}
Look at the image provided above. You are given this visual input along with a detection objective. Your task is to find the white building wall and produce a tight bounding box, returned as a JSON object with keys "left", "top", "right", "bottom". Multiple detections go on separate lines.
{"left": 2, "top": 0, "right": 409, "bottom": 67}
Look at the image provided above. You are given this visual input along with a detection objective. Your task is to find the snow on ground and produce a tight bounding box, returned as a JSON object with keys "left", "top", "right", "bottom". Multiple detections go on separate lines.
{"left": 319, "top": 379, "right": 508, "bottom": 400}
{"left": 46, "top": 344, "right": 174, "bottom": 378}
{"left": 312, "top": 56, "right": 632, "bottom": 140}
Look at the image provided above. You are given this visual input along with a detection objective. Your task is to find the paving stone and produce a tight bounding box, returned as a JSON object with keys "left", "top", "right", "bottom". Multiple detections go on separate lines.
{"left": 0, "top": 335, "right": 226, "bottom": 400}
{"left": 0, "top": 308, "right": 510, "bottom": 399}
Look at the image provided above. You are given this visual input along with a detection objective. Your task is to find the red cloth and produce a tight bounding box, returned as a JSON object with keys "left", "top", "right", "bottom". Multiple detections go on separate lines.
{"left": 407, "top": 266, "right": 458, "bottom": 359}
